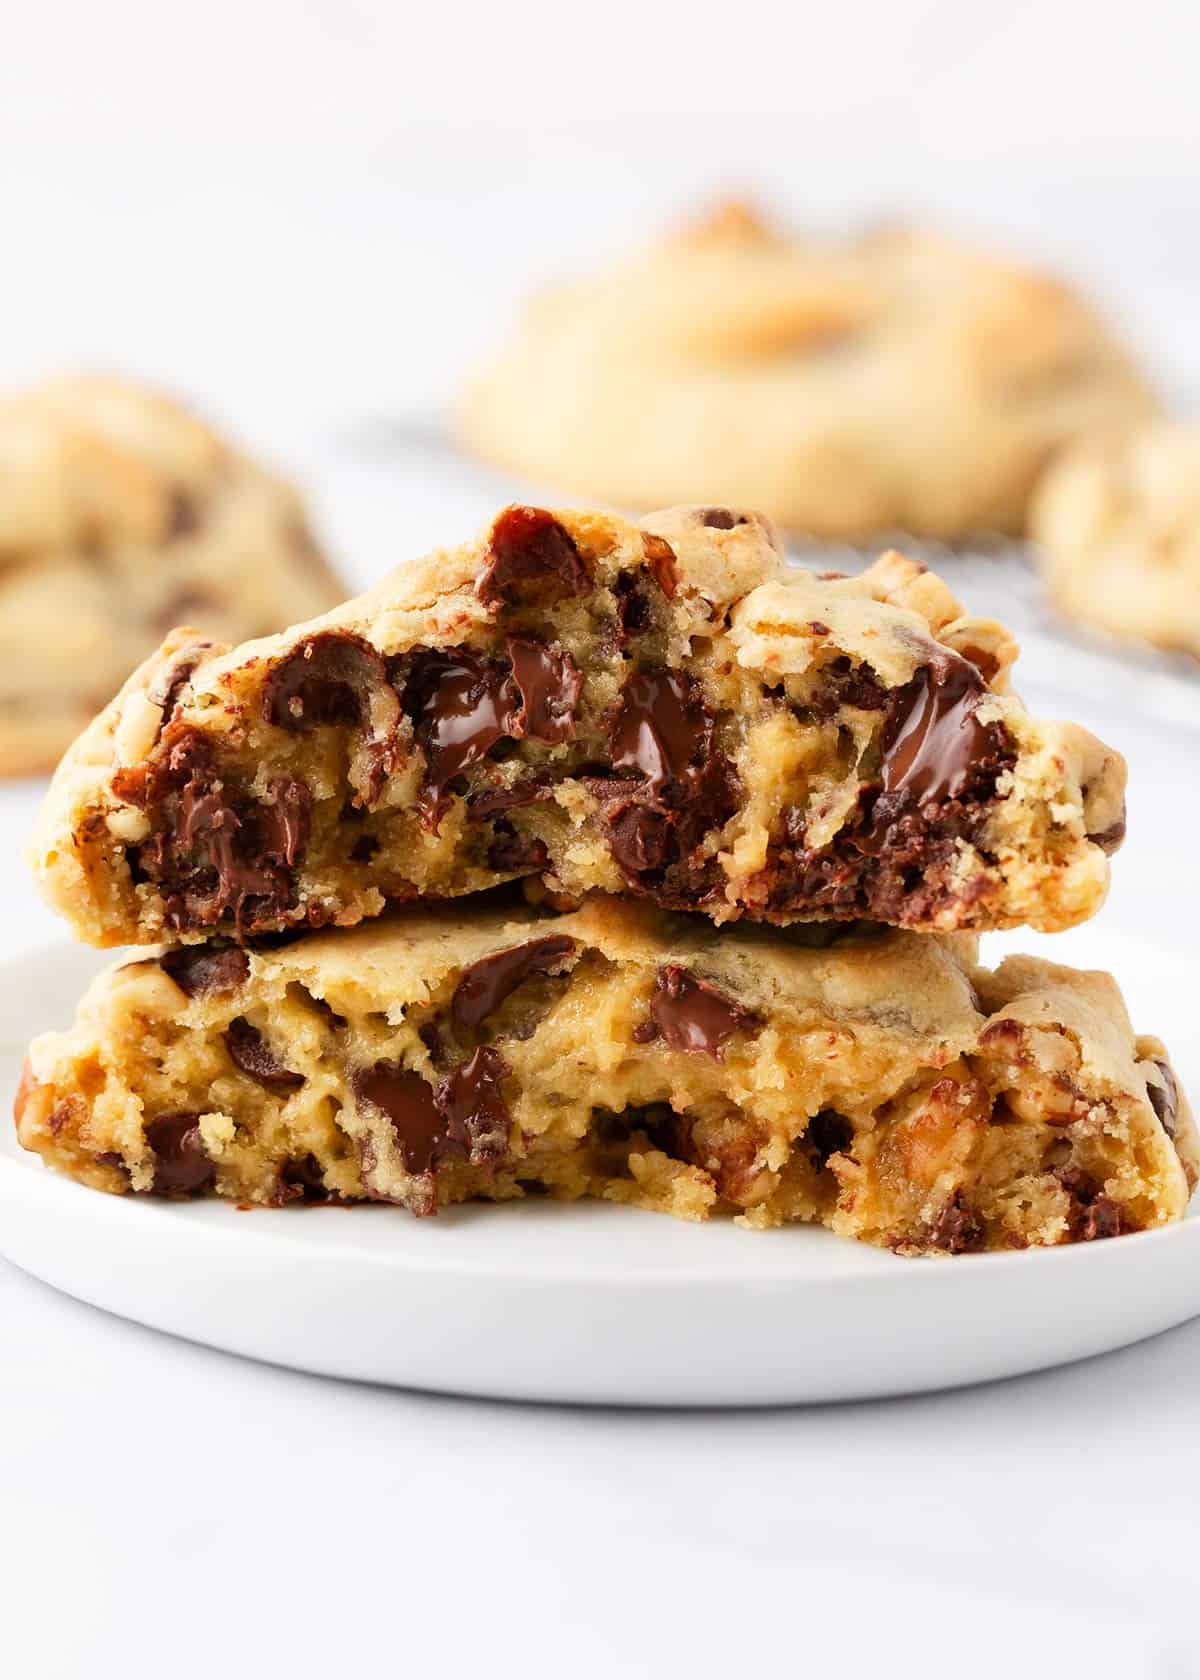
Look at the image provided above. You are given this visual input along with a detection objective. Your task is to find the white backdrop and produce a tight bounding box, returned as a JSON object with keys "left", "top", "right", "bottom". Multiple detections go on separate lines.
{"left": 4, "top": 9, "right": 1200, "bottom": 1678}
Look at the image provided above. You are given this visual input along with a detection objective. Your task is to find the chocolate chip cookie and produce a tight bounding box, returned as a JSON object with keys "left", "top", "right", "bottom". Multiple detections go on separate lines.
{"left": 1032, "top": 421, "right": 1200, "bottom": 658}
{"left": 16, "top": 895, "right": 1194, "bottom": 1253}
{"left": 459, "top": 199, "right": 1157, "bottom": 540}
{"left": 0, "top": 374, "right": 345, "bottom": 775}
{"left": 31, "top": 502, "right": 1125, "bottom": 947}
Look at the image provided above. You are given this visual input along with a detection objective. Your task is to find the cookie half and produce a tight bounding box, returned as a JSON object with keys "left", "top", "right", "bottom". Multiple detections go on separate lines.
{"left": 16, "top": 896, "right": 1194, "bottom": 1254}
{"left": 0, "top": 374, "right": 345, "bottom": 774}
{"left": 31, "top": 503, "right": 1125, "bottom": 946}
{"left": 459, "top": 200, "right": 1157, "bottom": 539}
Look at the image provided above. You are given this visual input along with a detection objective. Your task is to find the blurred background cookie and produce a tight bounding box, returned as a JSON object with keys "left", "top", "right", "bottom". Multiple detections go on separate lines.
{"left": 1033, "top": 422, "right": 1200, "bottom": 659}
{"left": 459, "top": 199, "right": 1158, "bottom": 541}
{"left": 0, "top": 375, "right": 346, "bottom": 776}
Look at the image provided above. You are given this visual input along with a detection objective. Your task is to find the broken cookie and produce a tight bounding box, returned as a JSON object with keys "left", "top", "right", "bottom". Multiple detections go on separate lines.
{"left": 31, "top": 502, "right": 1124, "bottom": 947}
{"left": 15, "top": 896, "right": 1194, "bottom": 1253}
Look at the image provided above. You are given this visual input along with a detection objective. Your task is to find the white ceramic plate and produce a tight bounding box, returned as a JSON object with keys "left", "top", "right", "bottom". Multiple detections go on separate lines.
{"left": 2, "top": 940, "right": 1198, "bottom": 1407}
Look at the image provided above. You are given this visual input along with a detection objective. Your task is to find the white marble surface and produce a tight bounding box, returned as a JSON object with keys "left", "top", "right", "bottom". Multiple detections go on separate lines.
{"left": 5, "top": 22, "right": 1200, "bottom": 1669}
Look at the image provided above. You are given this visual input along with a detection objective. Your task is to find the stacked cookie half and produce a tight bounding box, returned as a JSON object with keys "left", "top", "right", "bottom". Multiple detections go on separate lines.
{"left": 17, "top": 505, "right": 1197, "bottom": 1253}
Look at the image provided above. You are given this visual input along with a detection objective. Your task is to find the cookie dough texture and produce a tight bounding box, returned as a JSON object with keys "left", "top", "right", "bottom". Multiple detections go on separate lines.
{"left": 31, "top": 502, "right": 1125, "bottom": 948}
{"left": 1033, "top": 422, "right": 1200, "bottom": 658}
{"left": 16, "top": 897, "right": 1195, "bottom": 1254}
{"left": 0, "top": 374, "right": 346, "bottom": 775}
{"left": 459, "top": 200, "right": 1157, "bottom": 540}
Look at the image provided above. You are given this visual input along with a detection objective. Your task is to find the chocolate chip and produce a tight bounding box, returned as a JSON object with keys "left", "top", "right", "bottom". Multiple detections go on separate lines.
{"left": 468, "top": 775, "right": 556, "bottom": 819}
{"left": 925, "top": 1190, "right": 984, "bottom": 1253}
{"left": 507, "top": 638, "right": 583, "bottom": 744}
{"left": 1076, "top": 1196, "right": 1131, "bottom": 1241}
{"left": 353, "top": 1064, "right": 446, "bottom": 1176}
{"left": 278, "top": 1153, "right": 342, "bottom": 1204}
{"left": 263, "top": 630, "right": 390, "bottom": 735}
{"left": 354, "top": 1048, "right": 516, "bottom": 1184}
{"left": 262, "top": 776, "right": 311, "bottom": 869}
{"left": 809, "top": 621, "right": 831, "bottom": 637}
{"left": 879, "top": 650, "right": 995, "bottom": 806}
{"left": 699, "top": 508, "right": 743, "bottom": 530}
{"left": 159, "top": 944, "right": 250, "bottom": 998}
{"left": 642, "top": 533, "right": 679, "bottom": 597}
{"left": 610, "top": 668, "right": 711, "bottom": 793}
{"left": 477, "top": 506, "right": 590, "bottom": 607}
{"left": 807, "top": 1109, "right": 853, "bottom": 1163}
{"left": 807, "top": 657, "right": 888, "bottom": 719}
{"left": 1148, "top": 1059, "right": 1180, "bottom": 1138}
{"left": 613, "top": 572, "right": 652, "bottom": 640}
{"left": 487, "top": 829, "right": 550, "bottom": 872}
{"left": 638, "top": 965, "right": 761, "bottom": 1058}
{"left": 157, "top": 732, "right": 296, "bottom": 927}
{"left": 1088, "top": 817, "right": 1126, "bottom": 855}
{"left": 438, "top": 1046, "right": 512, "bottom": 1163}
{"left": 760, "top": 650, "right": 1015, "bottom": 925}
{"left": 144, "top": 1111, "right": 215, "bottom": 1195}
{"left": 451, "top": 935, "right": 577, "bottom": 1030}
{"left": 402, "top": 647, "right": 522, "bottom": 826}
{"left": 604, "top": 802, "right": 672, "bottom": 873}
{"left": 147, "top": 638, "right": 216, "bottom": 723}
{"left": 224, "top": 1019, "right": 305, "bottom": 1090}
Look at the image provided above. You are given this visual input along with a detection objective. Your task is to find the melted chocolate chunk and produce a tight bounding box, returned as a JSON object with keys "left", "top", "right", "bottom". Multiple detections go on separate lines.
{"left": 144, "top": 1111, "right": 215, "bottom": 1195}
{"left": 353, "top": 1064, "right": 445, "bottom": 1176}
{"left": 451, "top": 935, "right": 577, "bottom": 1030}
{"left": 128, "top": 727, "right": 308, "bottom": 934}
{"left": 807, "top": 1109, "right": 854, "bottom": 1163}
{"left": 468, "top": 775, "right": 556, "bottom": 819}
{"left": 610, "top": 669, "right": 711, "bottom": 793}
{"left": 354, "top": 1049, "right": 515, "bottom": 1185}
{"left": 477, "top": 506, "right": 590, "bottom": 607}
{"left": 879, "top": 650, "right": 994, "bottom": 806}
{"left": 699, "top": 508, "right": 746, "bottom": 530}
{"left": 507, "top": 638, "right": 583, "bottom": 744}
{"left": 262, "top": 776, "right": 311, "bottom": 868}
{"left": 402, "top": 648, "right": 521, "bottom": 825}
{"left": 604, "top": 801, "right": 671, "bottom": 873}
{"left": 760, "top": 652, "right": 1015, "bottom": 926}
{"left": 263, "top": 630, "right": 389, "bottom": 734}
{"left": 438, "top": 1046, "right": 512, "bottom": 1163}
{"left": 925, "top": 1190, "right": 985, "bottom": 1253}
{"left": 637, "top": 966, "right": 760, "bottom": 1058}
{"left": 159, "top": 944, "right": 249, "bottom": 998}
{"left": 1148, "top": 1059, "right": 1180, "bottom": 1138}
{"left": 224, "top": 1019, "right": 305, "bottom": 1090}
